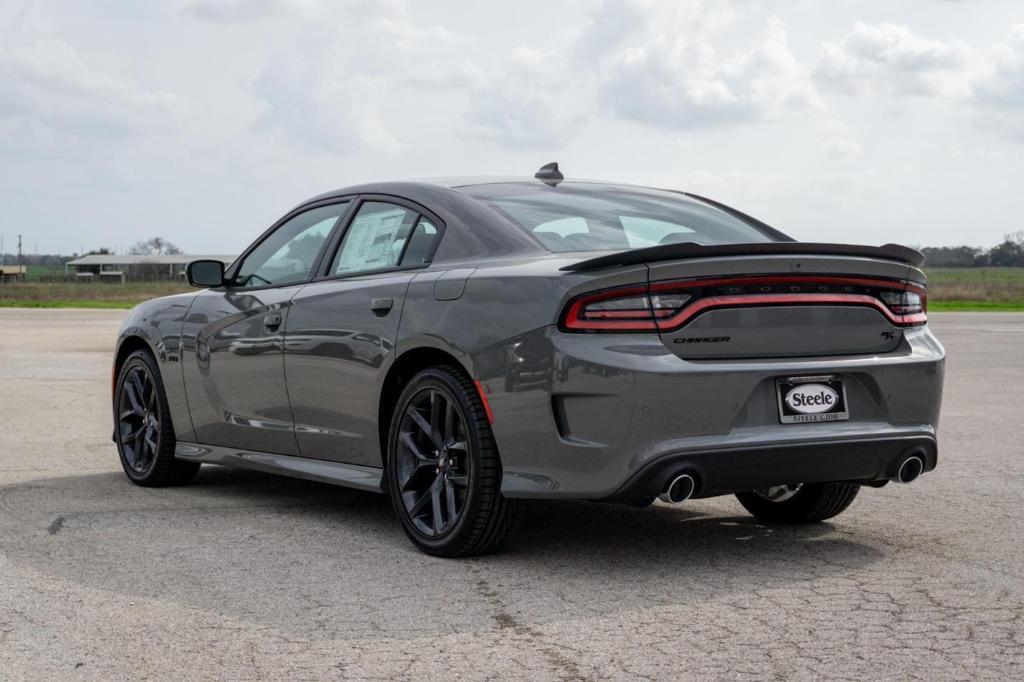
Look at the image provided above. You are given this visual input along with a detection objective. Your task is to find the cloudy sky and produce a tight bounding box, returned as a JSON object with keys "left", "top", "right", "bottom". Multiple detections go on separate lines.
{"left": 1, "top": 0, "right": 1022, "bottom": 256}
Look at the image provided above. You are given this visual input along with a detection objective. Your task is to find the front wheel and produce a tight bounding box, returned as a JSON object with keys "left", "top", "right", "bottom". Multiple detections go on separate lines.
{"left": 386, "top": 366, "right": 520, "bottom": 557}
{"left": 114, "top": 349, "right": 200, "bottom": 487}
{"left": 735, "top": 482, "right": 860, "bottom": 524}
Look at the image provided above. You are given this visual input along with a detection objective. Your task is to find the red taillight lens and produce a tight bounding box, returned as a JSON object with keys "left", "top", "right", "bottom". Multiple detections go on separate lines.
{"left": 561, "top": 276, "right": 927, "bottom": 333}
{"left": 562, "top": 285, "right": 692, "bottom": 331}
{"left": 879, "top": 290, "right": 925, "bottom": 315}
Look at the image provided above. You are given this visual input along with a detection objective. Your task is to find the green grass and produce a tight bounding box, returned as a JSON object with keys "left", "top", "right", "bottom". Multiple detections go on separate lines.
{"left": 0, "top": 298, "right": 136, "bottom": 309}
{"left": 923, "top": 267, "right": 1024, "bottom": 311}
{"left": 927, "top": 300, "right": 1024, "bottom": 312}
{"left": 0, "top": 281, "right": 191, "bottom": 308}
{"left": 25, "top": 265, "right": 65, "bottom": 280}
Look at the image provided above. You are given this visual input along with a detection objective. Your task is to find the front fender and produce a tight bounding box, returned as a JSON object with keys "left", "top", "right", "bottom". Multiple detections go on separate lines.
{"left": 114, "top": 293, "right": 198, "bottom": 442}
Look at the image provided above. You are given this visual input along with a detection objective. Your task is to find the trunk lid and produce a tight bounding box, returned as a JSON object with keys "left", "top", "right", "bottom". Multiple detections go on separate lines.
{"left": 647, "top": 252, "right": 925, "bottom": 360}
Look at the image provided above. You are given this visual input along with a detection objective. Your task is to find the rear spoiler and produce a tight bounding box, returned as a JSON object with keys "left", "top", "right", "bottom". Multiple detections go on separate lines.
{"left": 560, "top": 242, "right": 925, "bottom": 272}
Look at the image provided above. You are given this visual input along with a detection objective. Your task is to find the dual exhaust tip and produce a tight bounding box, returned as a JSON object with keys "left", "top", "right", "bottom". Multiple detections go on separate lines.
{"left": 659, "top": 453, "right": 924, "bottom": 503}
{"left": 659, "top": 473, "right": 696, "bottom": 504}
{"left": 895, "top": 454, "right": 925, "bottom": 484}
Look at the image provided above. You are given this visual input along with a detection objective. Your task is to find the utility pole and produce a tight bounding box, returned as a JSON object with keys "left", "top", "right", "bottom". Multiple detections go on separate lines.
{"left": 17, "top": 235, "right": 23, "bottom": 266}
{"left": 1, "top": 234, "right": 4, "bottom": 267}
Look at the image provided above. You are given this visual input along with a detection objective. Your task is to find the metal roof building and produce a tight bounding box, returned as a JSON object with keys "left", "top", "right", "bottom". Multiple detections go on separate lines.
{"left": 65, "top": 254, "right": 236, "bottom": 280}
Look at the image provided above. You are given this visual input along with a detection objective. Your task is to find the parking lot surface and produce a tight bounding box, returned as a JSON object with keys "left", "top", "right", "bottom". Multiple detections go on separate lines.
{"left": 1, "top": 308, "right": 1022, "bottom": 679}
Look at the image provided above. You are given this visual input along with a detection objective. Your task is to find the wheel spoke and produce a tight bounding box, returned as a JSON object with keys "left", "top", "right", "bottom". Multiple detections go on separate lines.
{"left": 399, "top": 431, "right": 433, "bottom": 463}
{"left": 444, "top": 477, "right": 457, "bottom": 521}
{"left": 408, "top": 476, "right": 440, "bottom": 517}
{"left": 124, "top": 374, "right": 145, "bottom": 415}
{"left": 407, "top": 409, "right": 440, "bottom": 449}
{"left": 144, "top": 376, "right": 157, "bottom": 410}
{"left": 430, "top": 477, "right": 443, "bottom": 533}
{"left": 443, "top": 400, "right": 455, "bottom": 446}
{"left": 429, "top": 391, "right": 444, "bottom": 446}
{"left": 447, "top": 440, "right": 467, "bottom": 452}
{"left": 400, "top": 462, "right": 436, "bottom": 492}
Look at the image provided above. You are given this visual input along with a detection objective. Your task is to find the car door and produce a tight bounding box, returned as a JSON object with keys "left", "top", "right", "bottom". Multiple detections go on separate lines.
{"left": 285, "top": 198, "right": 442, "bottom": 467}
{"left": 181, "top": 201, "right": 351, "bottom": 455}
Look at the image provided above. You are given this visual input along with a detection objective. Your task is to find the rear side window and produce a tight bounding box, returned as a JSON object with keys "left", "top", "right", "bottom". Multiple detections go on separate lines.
{"left": 462, "top": 183, "right": 772, "bottom": 252}
{"left": 330, "top": 202, "right": 437, "bottom": 275}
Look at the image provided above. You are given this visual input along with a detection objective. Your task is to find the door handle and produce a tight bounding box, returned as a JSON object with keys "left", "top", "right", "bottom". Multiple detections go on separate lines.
{"left": 263, "top": 312, "right": 282, "bottom": 331}
{"left": 370, "top": 298, "right": 394, "bottom": 315}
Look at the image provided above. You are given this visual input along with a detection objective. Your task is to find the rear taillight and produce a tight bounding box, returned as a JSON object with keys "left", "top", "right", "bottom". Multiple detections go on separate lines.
{"left": 879, "top": 290, "right": 925, "bottom": 316}
{"left": 562, "top": 286, "right": 691, "bottom": 331}
{"left": 561, "top": 276, "right": 927, "bottom": 333}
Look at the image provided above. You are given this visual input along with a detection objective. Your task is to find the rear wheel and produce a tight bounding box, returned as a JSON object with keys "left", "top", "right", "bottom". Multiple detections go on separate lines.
{"left": 114, "top": 349, "right": 200, "bottom": 487}
{"left": 386, "top": 366, "right": 520, "bottom": 557}
{"left": 735, "top": 482, "right": 859, "bottom": 524}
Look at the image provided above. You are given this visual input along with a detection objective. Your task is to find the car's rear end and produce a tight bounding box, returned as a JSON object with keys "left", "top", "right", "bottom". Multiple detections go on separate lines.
{"left": 458, "top": 180, "right": 944, "bottom": 507}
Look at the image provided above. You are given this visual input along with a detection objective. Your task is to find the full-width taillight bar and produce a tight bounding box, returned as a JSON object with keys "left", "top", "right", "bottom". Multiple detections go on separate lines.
{"left": 561, "top": 275, "right": 927, "bottom": 333}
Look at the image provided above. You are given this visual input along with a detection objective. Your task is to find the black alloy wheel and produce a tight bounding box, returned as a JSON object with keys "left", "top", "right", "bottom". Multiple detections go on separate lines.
{"left": 114, "top": 349, "right": 200, "bottom": 487}
{"left": 395, "top": 387, "right": 471, "bottom": 536}
{"left": 117, "top": 363, "right": 161, "bottom": 475}
{"left": 387, "top": 366, "right": 520, "bottom": 557}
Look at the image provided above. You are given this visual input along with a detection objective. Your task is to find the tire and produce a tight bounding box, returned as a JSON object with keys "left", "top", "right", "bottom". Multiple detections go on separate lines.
{"left": 735, "top": 482, "right": 860, "bottom": 524}
{"left": 114, "top": 349, "right": 200, "bottom": 487}
{"left": 385, "top": 366, "right": 520, "bottom": 557}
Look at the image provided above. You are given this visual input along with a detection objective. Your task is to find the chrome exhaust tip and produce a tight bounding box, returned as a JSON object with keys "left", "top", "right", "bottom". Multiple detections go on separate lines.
{"left": 896, "top": 455, "right": 925, "bottom": 484}
{"left": 659, "top": 473, "right": 696, "bottom": 504}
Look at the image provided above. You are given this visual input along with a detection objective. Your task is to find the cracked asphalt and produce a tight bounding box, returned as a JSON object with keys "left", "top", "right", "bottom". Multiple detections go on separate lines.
{"left": 1, "top": 309, "right": 1022, "bottom": 680}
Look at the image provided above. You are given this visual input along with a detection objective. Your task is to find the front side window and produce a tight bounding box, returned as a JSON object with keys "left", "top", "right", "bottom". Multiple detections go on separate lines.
{"left": 462, "top": 183, "right": 773, "bottom": 253}
{"left": 331, "top": 202, "right": 434, "bottom": 275}
{"left": 235, "top": 203, "right": 349, "bottom": 288}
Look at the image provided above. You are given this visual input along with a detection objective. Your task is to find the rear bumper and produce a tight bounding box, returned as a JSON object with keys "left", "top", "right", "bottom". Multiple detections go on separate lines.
{"left": 609, "top": 434, "right": 936, "bottom": 500}
{"left": 472, "top": 324, "right": 945, "bottom": 499}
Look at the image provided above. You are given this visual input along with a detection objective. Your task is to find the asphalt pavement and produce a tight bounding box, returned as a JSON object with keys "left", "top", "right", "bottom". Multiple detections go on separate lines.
{"left": 1, "top": 309, "right": 1022, "bottom": 679}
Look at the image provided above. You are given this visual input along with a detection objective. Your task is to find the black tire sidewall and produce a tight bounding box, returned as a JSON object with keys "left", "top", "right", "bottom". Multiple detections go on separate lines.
{"left": 114, "top": 350, "right": 175, "bottom": 484}
{"left": 386, "top": 368, "right": 488, "bottom": 554}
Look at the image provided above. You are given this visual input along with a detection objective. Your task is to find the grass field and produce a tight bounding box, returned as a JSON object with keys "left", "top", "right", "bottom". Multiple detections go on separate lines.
{"left": 1, "top": 267, "right": 1023, "bottom": 310}
{"left": 925, "top": 268, "right": 1024, "bottom": 311}
{"left": 0, "top": 281, "right": 191, "bottom": 309}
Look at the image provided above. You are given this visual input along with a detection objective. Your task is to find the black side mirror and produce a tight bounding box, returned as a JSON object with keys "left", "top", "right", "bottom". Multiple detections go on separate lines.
{"left": 186, "top": 260, "right": 226, "bottom": 288}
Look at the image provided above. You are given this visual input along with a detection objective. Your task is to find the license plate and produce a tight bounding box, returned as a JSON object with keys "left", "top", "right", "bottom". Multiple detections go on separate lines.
{"left": 776, "top": 375, "right": 849, "bottom": 424}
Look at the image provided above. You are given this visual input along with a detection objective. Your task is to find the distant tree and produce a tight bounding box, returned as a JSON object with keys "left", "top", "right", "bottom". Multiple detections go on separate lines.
{"left": 86, "top": 247, "right": 113, "bottom": 255}
{"left": 921, "top": 245, "right": 981, "bottom": 267}
{"left": 987, "top": 236, "right": 1024, "bottom": 267}
{"left": 130, "top": 237, "right": 182, "bottom": 256}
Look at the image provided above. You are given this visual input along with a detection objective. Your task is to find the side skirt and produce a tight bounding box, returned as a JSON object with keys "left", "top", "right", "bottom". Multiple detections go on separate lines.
{"left": 175, "top": 442, "right": 384, "bottom": 493}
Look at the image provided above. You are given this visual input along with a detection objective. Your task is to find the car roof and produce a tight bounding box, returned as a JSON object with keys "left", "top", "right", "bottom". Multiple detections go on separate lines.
{"left": 297, "top": 177, "right": 685, "bottom": 209}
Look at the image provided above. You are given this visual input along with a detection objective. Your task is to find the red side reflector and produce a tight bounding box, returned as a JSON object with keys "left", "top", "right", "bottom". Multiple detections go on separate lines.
{"left": 474, "top": 380, "right": 495, "bottom": 425}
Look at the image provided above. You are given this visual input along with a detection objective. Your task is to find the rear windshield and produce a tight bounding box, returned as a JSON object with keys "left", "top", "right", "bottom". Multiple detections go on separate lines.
{"left": 461, "top": 182, "right": 774, "bottom": 252}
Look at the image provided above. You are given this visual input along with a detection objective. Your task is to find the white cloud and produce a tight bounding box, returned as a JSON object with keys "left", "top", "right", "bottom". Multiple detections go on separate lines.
{"left": 814, "top": 22, "right": 972, "bottom": 97}
{"left": 967, "top": 25, "right": 1024, "bottom": 140}
{"left": 0, "top": 36, "right": 183, "bottom": 138}
{"left": 820, "top": 120, "right": 864, "bottom": 161}
{"left": 462, "top": 0, "right": 820, "bottom": 146}
{"left": 594, "top": 6, "right": 820, "bottom": 129}
{"left": 239, "top": 0, "right": 469, "bottom": 154}
{"left": 180, "top": 0, "right": 320, "bottom": 23}
{"left": 462, "top": 45, "right": 585, "bottom": 148}
{"left": 250, "top": 48, "right": 403, "bottom": 155}
{"left": 972, "top": 24, "right": 1024, "bottom": 106}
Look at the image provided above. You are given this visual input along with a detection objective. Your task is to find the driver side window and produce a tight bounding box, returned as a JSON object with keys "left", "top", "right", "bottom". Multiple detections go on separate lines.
{"left": 234, "top": 203, "right": 349, "bottom": 288}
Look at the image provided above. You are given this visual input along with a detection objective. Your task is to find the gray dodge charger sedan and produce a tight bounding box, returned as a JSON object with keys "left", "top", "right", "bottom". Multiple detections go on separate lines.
{"left": 112, "top": 164, "right": 945, "bottom": 556}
